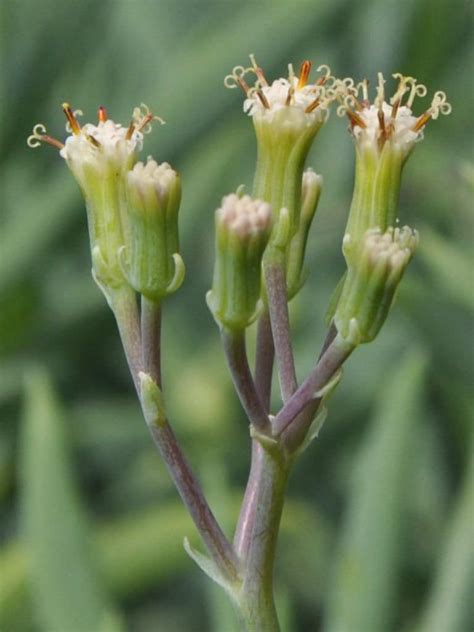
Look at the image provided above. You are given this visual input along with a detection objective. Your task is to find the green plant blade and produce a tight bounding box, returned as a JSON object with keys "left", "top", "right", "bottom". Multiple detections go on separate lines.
{"left": 415, "top": 457, "right": 474, "bottom": 632}
{"left": 19, "top": 367, "right": 123, "bottom": 632}
{"left": 324, "top": 349, "right": 427, "bottom": 632}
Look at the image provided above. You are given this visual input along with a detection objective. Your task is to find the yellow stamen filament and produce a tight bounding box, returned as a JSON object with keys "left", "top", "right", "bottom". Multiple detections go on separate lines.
{"left": 347, "top": 109, "right": 366, "bottom": 128}
{"left": 305, "top": 98, "right": 320, "bottom": 113}
{"left": 62, "top": 103, "right": 81, "bottom": 135}
{"left": 298, "top": 60, "right": 312, "bottom": 89}
{"left": 87, "top": 134, "right": 101, "bottom": 148}
{"left": 378, "top": 109, "right": 387, "bottom": 146}
{"left": 391, "top": 99, "right": 400, "bottom": 120}
{"left": 256, "top": 89, "right": 270, "bottom": 109}
{"left": 412, "top": 111, "right": 431, "bottom": 132}
{"left": 236, "top": 76, "right": 251, "bottom": 96}
{"left": 125, "top": 121, "right": 136, "bottom": 140}
{"left": 98, "top": 106, "right": 108, "bottom": 122}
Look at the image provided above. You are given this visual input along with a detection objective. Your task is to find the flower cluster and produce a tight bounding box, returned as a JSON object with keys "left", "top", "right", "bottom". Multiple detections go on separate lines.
{"left": 28, "top": 104, "right": 182, "bottom": 297}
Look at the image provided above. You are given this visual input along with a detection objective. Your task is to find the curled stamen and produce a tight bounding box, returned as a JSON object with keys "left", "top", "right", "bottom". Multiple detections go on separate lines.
{"left": 27, "top": 123, "right": 64, "bottom": 150}
{"left": 224, "top": 65, "right": 252, "bottom": 93}
{"left": 407, "top": 82, "right": 427, "bottom": 108}
{"left": 430, "top": 91, "right": 452, "bottom": 118}
{"left": 316, "top": 64, "right": 332, "bottom": 85}
{"left": 132, "top": 103, "right": 165, "bottom": 134}
{"left": 249, "top": 53, "right": 268, "bottom": 86}
{"left": 298, "top": 60, "right": 312, "bottom": 89}
{"left": 390, "top": 73, "right": 413, "bottom": 106}
{"left": 62, "top": 103, "right": 81, "bottom": 135}
{"left": 374, "top": 72, "right": 386, "bottom": 109}
{"left": 98, "top": 106, "right": 108, "bottom": 122}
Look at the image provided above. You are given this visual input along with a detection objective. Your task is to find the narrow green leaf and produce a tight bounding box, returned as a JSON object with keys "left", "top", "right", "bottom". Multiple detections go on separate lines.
{"left": 415, "top": 458, "right": 474, "bottom": 632}
{"left": 20, "top": 368, "right": 123, "bottom": 632}
{"left": 324, "top": 349, "right": 427, "bottom": 632}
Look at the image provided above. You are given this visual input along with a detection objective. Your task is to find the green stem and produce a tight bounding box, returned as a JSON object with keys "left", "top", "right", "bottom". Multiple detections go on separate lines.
{"left": 236, "top": 446, "right": 291, "bottom": 631}
{"left": 140, "top": 296, "right": 162, "bottom": 385}
{"left": 110, "top": 286, "right": 142, "bottom": 393}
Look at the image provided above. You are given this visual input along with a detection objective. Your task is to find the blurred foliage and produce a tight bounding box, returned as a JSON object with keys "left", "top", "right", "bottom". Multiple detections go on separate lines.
{"left": 1, "top": 0, "right": 473, "bottom": 630}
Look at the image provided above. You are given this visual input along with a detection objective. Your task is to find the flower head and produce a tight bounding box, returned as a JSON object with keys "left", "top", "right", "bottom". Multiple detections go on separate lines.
{"left": 225, "top": 55, "right": 337, "bottom": 246}
{"left": 335, "top": 73, "right": 451, "bottom": 242}
{"left": 225, "top": 55, "right": 337, "bottom": 128}
{"left": 122, "top": 158, "right": 184, "bottom": 300}
{"left": 207, "top": 193, "right": 273, "bottom": 330}
{"left": 335, "top": 225, "right": 419, "bottom": 344}
{"left": 337, "top": 72, "right": 451, "bottom": 160}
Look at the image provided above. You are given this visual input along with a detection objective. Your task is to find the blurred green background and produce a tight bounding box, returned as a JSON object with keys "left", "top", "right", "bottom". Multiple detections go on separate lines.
{"left": 1, "top": 0, "right": 473, "bottom": 630}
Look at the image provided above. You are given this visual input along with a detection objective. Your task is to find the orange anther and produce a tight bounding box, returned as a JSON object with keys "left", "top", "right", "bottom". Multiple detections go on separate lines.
{"left": 298, "top": 60, "right": 312, "bottom": 89}
{"left": 62, "top": 103, "right": 81, "bottom": 135}
{"left": 98, "top": 106, "right": 108, "bottom": 122}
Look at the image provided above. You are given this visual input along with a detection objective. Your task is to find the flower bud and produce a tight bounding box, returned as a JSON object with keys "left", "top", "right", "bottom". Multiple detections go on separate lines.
{"left": 207, "top": 194, "right": 272, "bottom": 330}
{"left": 286, "top": 168, "right": 323, "bottom": 297}
{"left": 335, "top": 226, "right": 419, "bottom": 344}
{"left": 121, "top": 158, "right": 184, "bottom": 300}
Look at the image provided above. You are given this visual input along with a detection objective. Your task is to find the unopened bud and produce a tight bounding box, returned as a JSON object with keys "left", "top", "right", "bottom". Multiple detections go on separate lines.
{"left": 121, "top": 158, "right": 184, "bottom": 300}
{"left": 207, "top": 193, "right": 272, "bottom": 330}
{"left": 335, "top": 226, "right": 419, "bottom": 344}
{"left": 287, "top": 169, "right": 323, "bottom": 297}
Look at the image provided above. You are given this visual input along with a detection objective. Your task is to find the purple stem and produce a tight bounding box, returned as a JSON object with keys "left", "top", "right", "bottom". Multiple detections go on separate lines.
{"left": 141, "top": 296, "right": 162, "bottom": 386}
{"left": 221, "top": 328, "right": 270, "bottom": 433}
{"left": 265, "top": 261, "right": 297, "bottom": 403}
{"left": 273, "top": 335, "right": 354, "bottom": 436}
{"left": 146, "top": 418, "right": 240, "bottom": 582}
{"left": 233, "top": 440, "right": 264, "bottom": 560}
{"left": 255, "top": 312, "right": 274, "bottom": 412}
{"left": 113, "top": 291, "right": 239, "bottom": 582}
